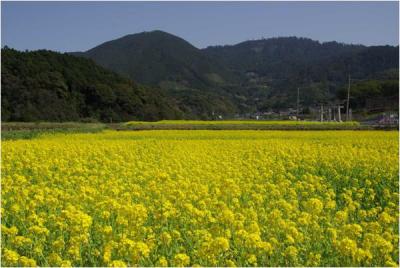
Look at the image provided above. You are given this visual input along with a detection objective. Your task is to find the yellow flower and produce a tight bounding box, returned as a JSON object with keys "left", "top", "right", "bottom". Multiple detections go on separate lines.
{"left": 212, "top": 237, "right": 230, "bottom": 252}
{"left": 129, "top": 241, "right": 150, "bottom": 263}
{"left": 102, "top": 211, "right": 111, "bottom": 220}
{"left": 108, "top": 260, "right": 127, "bottom": 267}
{"left": 325, "top": 200, "right": 336, "bottom": 210}
{"left": 304, "top": 198, "right": 323, "bottom": 214}
{"left": 60, "top": 260, "right": 72, "bottom": 267}
{"left": 52, "top": 238, "right": 65, "bottom": 252}
{"left": 173, "top": 253, "right": 190, "bottom": 267}
{"left": 67, "top": 244, "right": 81, "bottom": 261}
{"left": 379, "top": 211, "right": 395, "bottom": 225}
{"left": 247, "top": 254, "right": 257, "bottom": 265}
{"left": 2, "top": 225, "right": 18, "bottom": 236}
{"left": 172, "top": 230, "right": 181, "bottom": 240}
{"left": 385, "top": 259, "right": 398, "bottom": 267}
{"left": 28, "top": 225, "right": 49, "bottom": 236}
{"left": 335, "top": 210, "right": 348, "bottom": 223}
{"left": 13, "top": 236, "right": 33, "bottom": 248}
{"left": 157, "top": 256, "right": 168, "bottom": 267}
{"left": 284, "top": 246, "right": 298, "bottom": 259}
{"left": 19, "top": 256, "right": 37, "bottom": 267}
{"left": 220, "top": 208, "right": 235, "bottom": 224}
{"left": 2, "top": 130, "right": 398, "bottom": 267}
{"left": 225, "top": 259, "right": 236, "bottom": 267}
{"left": 337, "top": 238, "right": 357, "bottom": 258}
{"left": 48, "top": 252, "right": 63, "bottom": 266}
{"left": 3, "top": 249, "right": 20, "bottom": 266}
{"left": 342, "top": 224, "right": 363, "bottom": 239}
{"left": 102, "top": 226, "right": 113, "bottom": 236}
{"left": 160, "top": 232, "right": 172, "bottom": 245}
{"left": 306, "top": 252, "right": 321, "bottom": 266}
{"left": 355, "top": 248, "right": 372, "bottom": 263}
{"left": 286, "top": 234, "right": 295, "bottom": 244}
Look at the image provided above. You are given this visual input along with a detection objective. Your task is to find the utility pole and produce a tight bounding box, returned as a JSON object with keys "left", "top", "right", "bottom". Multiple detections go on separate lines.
{"left": 296, "top": 87, "right": 300, "bottom": 120}
{"left": 346, "top": 74, "right": 351, "bottom": 121}
{"left": 332, "top": 107, "right": 334, "bottom": 121}
{"left": 337, "top": 104, "right": 343, "bottom": 122}
{"left": 328, "top": 107, "right": 332, "bottom": 122}
{"left": 333, "top": 106, "right": 336, "bottom": 121}
{"left": 320, "top": 104, "right": 324, "bottom": 122}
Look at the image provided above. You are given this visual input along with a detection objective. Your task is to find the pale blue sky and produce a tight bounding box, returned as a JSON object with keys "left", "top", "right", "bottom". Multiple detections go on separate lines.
{"left": 2, "top": 1, "right": 399, "bottom": 52}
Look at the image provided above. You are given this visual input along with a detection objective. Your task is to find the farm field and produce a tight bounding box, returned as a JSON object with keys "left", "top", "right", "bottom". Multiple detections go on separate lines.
{"left": 124, "top": 120, "right": 362, "bottom": 130}
{"left": 1, "top": 130, "right": 399, "bottom": 267}
{"left": 1, "top": 122, "right": 106, "bottom": 140}
{"left": 1, "top": 120, "right": 393, "bottom": 141}
{"left": 125, "top": 120, "right": 361, "bottom": 125}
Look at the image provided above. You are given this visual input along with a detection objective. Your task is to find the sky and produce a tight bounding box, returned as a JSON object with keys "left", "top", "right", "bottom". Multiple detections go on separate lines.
{"left": 1, "top": 1, "right": 399, "bottom": 52}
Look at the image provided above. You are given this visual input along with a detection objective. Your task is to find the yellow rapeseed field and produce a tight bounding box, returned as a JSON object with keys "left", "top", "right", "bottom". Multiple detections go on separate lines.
{"left": 1, "top": 130, "right": 399, "bottom": 267}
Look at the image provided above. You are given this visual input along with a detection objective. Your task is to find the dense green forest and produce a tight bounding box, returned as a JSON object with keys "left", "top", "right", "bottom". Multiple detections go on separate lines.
{"left": 71, "top": 30, "right": 239, "bottom": 119}
{"left": 73, "top": 31, "right": 399, "bottom": 116}
{"left": 2, "top": 31, "right": 398, "bottom": 122}
{"left": 73, "top": 30, "right": 236, "bottom": 88}
{"left": 1, "top": 48, "right": 182, "bottom": 122}
{"left": 336, "top": 76, "right": 399, "bottom": 111}
{"left": 205, "top": 38, "right": 399, "bottom": 109}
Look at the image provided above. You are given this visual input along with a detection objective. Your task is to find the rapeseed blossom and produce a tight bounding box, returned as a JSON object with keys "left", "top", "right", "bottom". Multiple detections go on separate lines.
{"left": 1, "top": 130, "right": 398, "bottom": 266}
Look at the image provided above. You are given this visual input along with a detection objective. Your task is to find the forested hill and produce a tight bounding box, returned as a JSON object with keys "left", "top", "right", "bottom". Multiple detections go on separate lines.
{"left": 1, "top": 48, "right": 182, "bottom": 122}
{"left": 74, "top": 31, "right": 398, "bottom": 114}
{"left": 70, "top": 31, "right": 242, "bottom": 119}
{"left": 204, "top": 37, "right": 398, "bottom": 84}
{"left": 2, "top": 31, "right": 398, "bottom": 122}
{"left": 71, "top": 30, "right": 237, "bottom": 88}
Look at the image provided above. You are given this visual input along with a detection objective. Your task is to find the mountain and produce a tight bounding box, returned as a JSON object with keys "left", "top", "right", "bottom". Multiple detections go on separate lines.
{"left": 204, "top": 37, "right": 398, "bottom": 81}
{"left": 72, "top": 30, "right": 236, "bottom": 89}
{"left": 1, "top": 48, "right": 182, "bottom": 122}
{"left": 3, "top": 32, "right": 397, "bottom": 122}
{"left": 74, "top": 32, "right": 398, "bottom": 115}
{"left": 203, "top": 37, "right": 399, "bottom": 111}
{"left": 71, "top": 30, "right": 239, "bottom": 118}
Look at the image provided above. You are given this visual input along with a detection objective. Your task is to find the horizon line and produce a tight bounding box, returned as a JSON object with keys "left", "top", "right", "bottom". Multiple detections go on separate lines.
{"left": 2, "top": 29, "right": 399, "bottom": 53}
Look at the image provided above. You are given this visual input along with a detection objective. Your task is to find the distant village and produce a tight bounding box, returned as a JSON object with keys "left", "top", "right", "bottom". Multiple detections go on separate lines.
{"left": 222, "top": 104, "right": 399, "bottom": 126}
